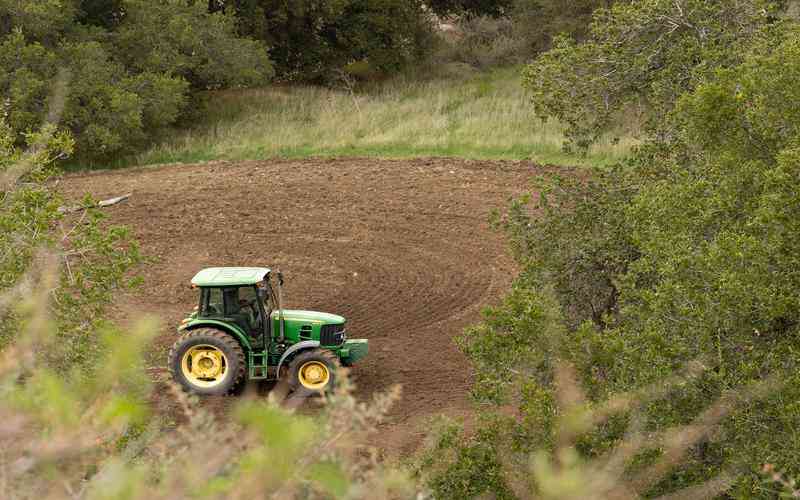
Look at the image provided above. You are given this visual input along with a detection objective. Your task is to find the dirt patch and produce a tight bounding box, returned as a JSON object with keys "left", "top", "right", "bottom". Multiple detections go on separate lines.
{"left": 59, "top": 157, "right": 546, "bottom": 457}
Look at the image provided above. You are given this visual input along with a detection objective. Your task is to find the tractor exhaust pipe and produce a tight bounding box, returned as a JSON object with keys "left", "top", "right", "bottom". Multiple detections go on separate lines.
{"left": 276, "top": 270, "right": 285, "bottom": 344}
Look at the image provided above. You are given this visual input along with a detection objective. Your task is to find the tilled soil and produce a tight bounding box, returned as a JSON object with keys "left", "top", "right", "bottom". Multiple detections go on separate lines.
{"left": 60, "top": 157, "right": 544, "bottom": 456}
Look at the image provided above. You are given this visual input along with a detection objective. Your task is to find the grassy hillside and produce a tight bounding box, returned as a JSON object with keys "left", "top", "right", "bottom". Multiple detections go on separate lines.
{"left": 108, "top": 68, "right": 637, "bottom": 169}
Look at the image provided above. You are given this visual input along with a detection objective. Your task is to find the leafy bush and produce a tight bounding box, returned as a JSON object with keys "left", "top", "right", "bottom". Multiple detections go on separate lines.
{"left": 448, "top": 19, "right": 800, "bottom": 499}
{"left": 431, "top": 1, "right": 624, "bottom": 70}
{"left": 0, "top": 0, "right": 272, "bottom": 161}
{"left": 522, "top": 0, "right": 782, "bottom": 149}
{"left": 416, "top": 321, "right": 768, "bottom": 499}
{"left": 434, "top": 15, "right": 524, "bottom": 69}
{"left": 114, "top": 0, "right": 272, "bottom": 90}
{"left": 229, "top": 0, "right": 434, "bottom": 82}
{"left": 0, "top": 103, "right": 141, "bottom": 368}
{"left": 0, "top": 31, "right": 58, "bottom": 140}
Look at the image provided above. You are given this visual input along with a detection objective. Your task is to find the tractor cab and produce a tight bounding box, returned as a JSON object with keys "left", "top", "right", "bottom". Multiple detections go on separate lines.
{"left": 197, "top": 282, "right": 270, "bottom": 343}
{"left": 190, "top": 267, "right": 274, "bottom": 346}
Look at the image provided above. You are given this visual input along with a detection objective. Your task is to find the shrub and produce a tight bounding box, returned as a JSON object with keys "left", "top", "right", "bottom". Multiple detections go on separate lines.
{"left": 0, "top": 104, "right": 141, "bottom": 368}
{"left": 113, "top": 0, "right": 273, "bottom": 90}
{"left": 1, "top": 285, "right": 415, "bottom": 499}
{"left": 229, "top": 0, "right": 434, "bottom": 82}
{"left": 0, "top": 0, "right": 273, "bottom": 161}
{"left": 458, "top": 20, "right": 800, "bottom": 498}
{"left": 522, "top": 0, "right": 782, "bottom": 150}
{"left": 0, "top": 31, "right": 58, "bottom": 141}
{"left": 416, "top": 326, "right": 767, "bottom": 499}
{"left": 434, "top": 15, "right": 524, "bottom": 69}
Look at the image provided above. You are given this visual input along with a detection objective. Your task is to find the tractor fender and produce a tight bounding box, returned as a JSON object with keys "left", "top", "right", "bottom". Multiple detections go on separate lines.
{"left": 181, "top": 320, "right": 252, "bottom": 351}
{"left": 276, "top": 340, "right": 320, "bottom": 379}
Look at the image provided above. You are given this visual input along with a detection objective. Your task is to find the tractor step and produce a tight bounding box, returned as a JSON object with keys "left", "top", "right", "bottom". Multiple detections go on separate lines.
{"left": 248, "top": 351, "right": 270, "bottom": 380}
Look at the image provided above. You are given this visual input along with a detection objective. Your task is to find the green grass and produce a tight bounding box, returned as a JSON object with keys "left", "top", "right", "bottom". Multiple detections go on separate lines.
{"left": 99, "top": 67, "right": 639, "bottom": 170}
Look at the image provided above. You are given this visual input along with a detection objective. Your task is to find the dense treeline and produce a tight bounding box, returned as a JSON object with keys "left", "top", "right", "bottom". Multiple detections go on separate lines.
{"left": 219, "top": 0, "right": 433, "bottom": 81}
{"left": 0, "top": 0, "right": 273, "bottom": 160}
{"left": 418, "top": 1, "right": 800, "bottom": 498}
{"left": 0, "top": 0, "right": 435, "bottom": 161}
{"left": 0, "top": 0, "right": 625, "bottom": 162}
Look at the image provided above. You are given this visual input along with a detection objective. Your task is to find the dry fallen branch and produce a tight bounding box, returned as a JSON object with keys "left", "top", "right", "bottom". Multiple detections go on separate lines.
{"left": 58, "top": 193, "right": 131, "bottom": 214}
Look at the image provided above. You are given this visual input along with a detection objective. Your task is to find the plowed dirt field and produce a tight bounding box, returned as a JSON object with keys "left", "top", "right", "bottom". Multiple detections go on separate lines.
{"left": 60, "top": 157, "right": 546, "bottom": 456}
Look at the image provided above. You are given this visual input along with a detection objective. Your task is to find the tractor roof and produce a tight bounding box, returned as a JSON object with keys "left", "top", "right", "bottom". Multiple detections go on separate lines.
{"left": 191, "top": 267, "right": 271, "bottom": 287}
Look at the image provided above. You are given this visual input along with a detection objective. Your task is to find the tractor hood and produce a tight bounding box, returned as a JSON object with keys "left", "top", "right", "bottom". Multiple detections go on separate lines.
{"left": 271, "top": 309, "right": 345, "bottom": 325}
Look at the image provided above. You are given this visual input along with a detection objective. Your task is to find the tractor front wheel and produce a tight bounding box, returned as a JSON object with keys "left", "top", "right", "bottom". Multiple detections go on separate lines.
{"left": 288, "top": 349, "right": 339, "bottom": 394}
{"left": 168, "top": 328, "right": 245, "bottom": 395}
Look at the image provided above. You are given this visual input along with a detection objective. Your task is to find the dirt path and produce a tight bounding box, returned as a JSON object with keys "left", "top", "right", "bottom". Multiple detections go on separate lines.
{"left": 60, "top": 157, "right": 543, "bottom": 456}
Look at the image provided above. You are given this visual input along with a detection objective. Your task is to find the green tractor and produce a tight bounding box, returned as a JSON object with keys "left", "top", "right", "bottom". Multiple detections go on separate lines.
{"left": 168, "top": 267, "right": 368, "bottom": 395}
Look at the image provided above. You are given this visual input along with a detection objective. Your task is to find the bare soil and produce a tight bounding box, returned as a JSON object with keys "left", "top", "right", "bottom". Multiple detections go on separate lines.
{"left": 59, "top": 157, "right": 545, "bottom": 457}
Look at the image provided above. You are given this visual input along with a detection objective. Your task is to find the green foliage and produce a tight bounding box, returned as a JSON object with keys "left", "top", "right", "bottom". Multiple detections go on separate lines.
{"left": 415, "top": 353, "right": 759, "bottom": 499}
{"left": 0, "top": 0, "right": 79, "bottom": 42}
{"left": 431, "top": 1, "right": 623, "bottom": 71}
{"left": 435, "top": 15, "right": 524, "bottom": 69}
{"left": 0, "top": 0, "right": 272, "bottom": 161}
{"left": 0, "top": 116, "right": 141, "bottom": 368}
{"left": 496, "top": 170, "right": 639, "bottom": 328}
{"left": 522, "top": 0, "right": 782, "bottom": 150}
{"left": 77, "top": 0, "right": 124, "bottom": 29}
{"left": 455, "top": 19, "right": 800, "bottom": 499}
{"left": 229, "top": 0, "right": 433, "bottom": 82}
{"left": 414, "top": 415, "right": 518, "bottom": 499}
{"left": 0, "top": 31, "right": 58, "bottom": 139}
{"left": 114, "top": 0, "right": 273, "bottom": 90}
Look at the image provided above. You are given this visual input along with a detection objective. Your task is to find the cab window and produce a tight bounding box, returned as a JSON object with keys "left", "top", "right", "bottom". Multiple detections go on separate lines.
{"left": 238, "top": 286, "right": 257, "bottom": 305}
{"left": 200, "top": 288, "right": 223, "bottom": 317}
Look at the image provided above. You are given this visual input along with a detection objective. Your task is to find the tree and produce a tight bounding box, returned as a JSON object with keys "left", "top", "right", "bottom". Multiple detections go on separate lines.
{"left": 0, "top": 0, "right": 273, "bottom": 160}
{"left": 113, "top": 0, "right": 273, "bottom": 90}
{"left": 451, "top": 20, "right": 800, "bottom": 498}
{"left": 227, "top": 0, "right": 433, "bottom": 82}
{"left": 522, "top": 0, "right": 782, "bottom": 150}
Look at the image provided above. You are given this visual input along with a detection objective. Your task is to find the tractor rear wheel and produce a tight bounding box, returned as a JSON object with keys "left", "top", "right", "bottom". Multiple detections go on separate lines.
{"left": 288, "top": 349, "right": 339, "bottom": 394}
{"left": 168, "top": 328, "right": 245, "bottom": 396}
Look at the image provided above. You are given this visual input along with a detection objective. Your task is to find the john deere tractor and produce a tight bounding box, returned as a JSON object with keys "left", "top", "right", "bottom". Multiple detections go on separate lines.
{"left": 168, "top": 267, "right": 368, "bottom": 395}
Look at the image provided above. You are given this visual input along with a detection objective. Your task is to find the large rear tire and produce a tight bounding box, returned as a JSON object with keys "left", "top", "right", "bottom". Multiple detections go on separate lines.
{"left": 287, "top": 349, "right": 339, "bottom": 394}
{"left": 168, "top": 328, "right": 245, "bottom": 396}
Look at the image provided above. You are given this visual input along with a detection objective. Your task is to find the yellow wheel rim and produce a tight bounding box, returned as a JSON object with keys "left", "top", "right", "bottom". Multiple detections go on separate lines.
{"left": 298, "top": 360, "right": 331, "bottom": 390}
{"left": 181, "top": 344, "right": 228, "bottom": 388}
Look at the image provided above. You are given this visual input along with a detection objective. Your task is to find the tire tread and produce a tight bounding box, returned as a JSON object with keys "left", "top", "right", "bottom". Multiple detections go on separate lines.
{"left": 168, "top": 328, "right": 246, "bottom": 395}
